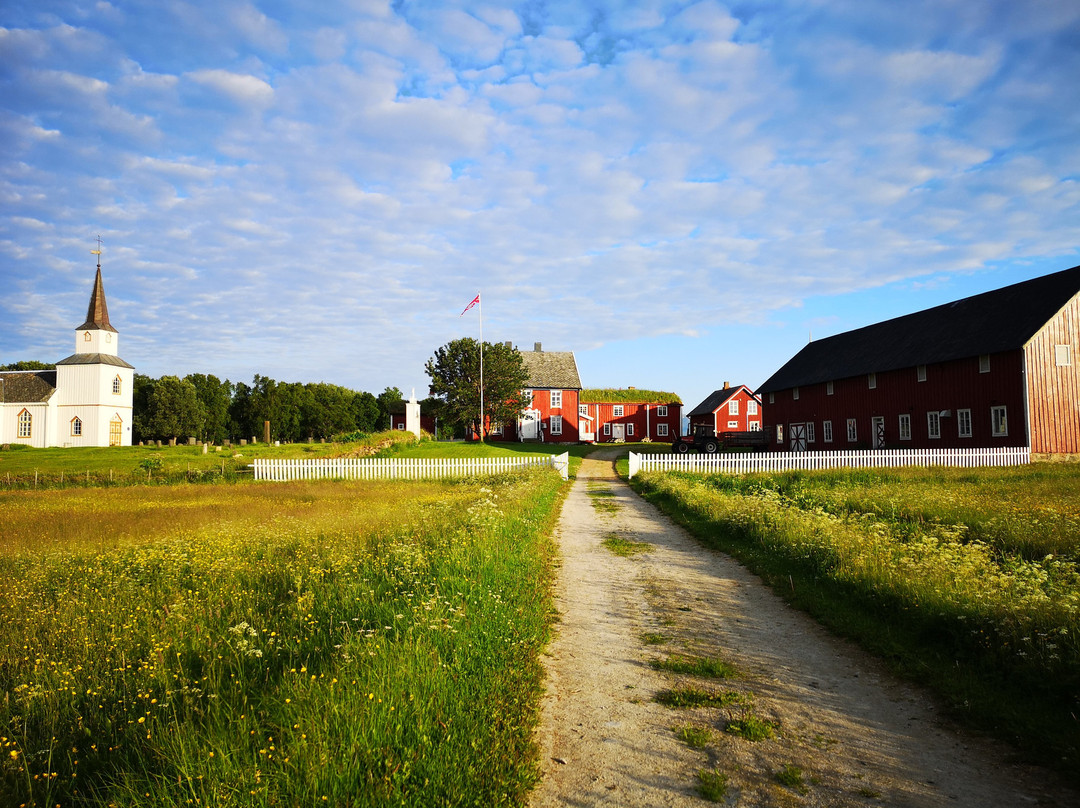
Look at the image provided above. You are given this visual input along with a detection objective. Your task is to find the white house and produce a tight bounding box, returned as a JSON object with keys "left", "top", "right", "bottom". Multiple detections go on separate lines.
{"left": 0, "top": 262, "right": 134, "bottom": 447}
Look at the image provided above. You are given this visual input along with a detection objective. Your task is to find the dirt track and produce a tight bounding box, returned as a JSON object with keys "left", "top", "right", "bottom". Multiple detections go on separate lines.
{"left": 528, "top": 449, "right": 1076, "bottom": 807}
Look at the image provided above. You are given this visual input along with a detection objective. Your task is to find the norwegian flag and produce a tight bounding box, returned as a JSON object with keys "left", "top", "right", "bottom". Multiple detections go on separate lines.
{"left": 460, "top": 293, "right": 480, "bottom": 315}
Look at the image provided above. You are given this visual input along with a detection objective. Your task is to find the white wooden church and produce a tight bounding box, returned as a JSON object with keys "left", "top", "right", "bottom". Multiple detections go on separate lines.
{"left": 0, "top": 261, "right": 134, "bottom": 447}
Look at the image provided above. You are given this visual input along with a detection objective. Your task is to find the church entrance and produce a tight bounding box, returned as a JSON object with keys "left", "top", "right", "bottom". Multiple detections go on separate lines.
{"left": 110, "top": 416, "right": 122, "bottom": 446}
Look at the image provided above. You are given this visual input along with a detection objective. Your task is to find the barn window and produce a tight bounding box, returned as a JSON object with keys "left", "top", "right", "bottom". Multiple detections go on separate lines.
{"left": 550, "top": 415, "right": 563, "bottom": 435}
{"left": 958, "top": 409, "right": 972, "bottom": 438}
{"left": 868, "top": 373, "right": 877, "bottom": 390}
{"left": 991, "top": 406, "right": 1008, "bottom": 437}
{"left": 917, "top": 365, "right": 927, "bottom": 382}
{"left": 71, "top": 417, "right": 82, "bottom": 437}
{"left": 550, "top": 390, "right": 562, "bottom": 408}
{"left": 826, "top": 381, "right": 834, "bottom": 395}
{"left": 613, "top": 405, "right": 623, "bottom": 417}
{"left": 749, "top": 421, "right": 761, "bottom": 431}
{"left": 979, "top": 355, "right": 990, "bottom": 374}
{"left": 846, "top": 419, "right": 857, "bottom": 442}
{"left": 747, "top": 401, "right": 758, "bottom": 416}
{"left": 396, "top": 423, "right": 405, "bottom": 430}
{"left": 898, "top": 414, "right": 911, "bottom": 441}
{"left": 113, "top": 376, "right": 122, "bottom": 395}
{"left": 523, "top": 389, "right": 533, "bottom": 404}
{"left": 579, "top": 404, "right": 588, "bottom": 416}
{"left": 657, "top": 405, "right": 668, "bottom": 417}
{"left": 627, "top": 423, "right": 634, "bottom": 436}
{"left": 657, "top": 423, "right": 669, "bottom": 437}
{"left": 18, "top": 409, "right": 32, "bottom": 438}
{"left": 807, "top": 422, "right": 816, "bottom": 443}
{"left": 603, "top": 423, "right": 611, "bottom": 436}
{"left": 728, "top": 399, "right": 739, "bottom": 415}
{"left": 927, "top": 411, "right": 941, "bottom": 439}
{"left": 823, "top": 420, "right": 833, "bottom": 443}
{"left": 792, "top": 387, "right": 799, "bottom": 400}
{"left": 776, "top": 424, "right": 784, "bottom": 443}
{"left": 1056, "top": 345, "right": 1072, "bottom": 366}
{"left": 727, "top": 420, "right": 738, "bottom": 429}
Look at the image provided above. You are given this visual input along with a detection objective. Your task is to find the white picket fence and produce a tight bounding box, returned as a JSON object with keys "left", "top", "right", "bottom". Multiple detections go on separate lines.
{"left": 254, "top": 452, "right": 569, "bottom": 482}
{"left": 628, "top": 447, "right": 1031, "bottom": 478}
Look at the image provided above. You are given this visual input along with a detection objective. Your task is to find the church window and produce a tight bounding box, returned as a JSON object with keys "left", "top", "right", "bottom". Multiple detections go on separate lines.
{"left": 110, "top": 415, "right": 123, "bottom": 446}
{"left": 106, "top": 332, "right": 112, "bottom": 343}
{"left": 18, "top": 409, "right": 32, "bottom": 438}
{"left": 83, "top": 331, "right": 92, "bottom": 342}
{"left": 71, "top": 417, "right": 82, "bottom": 437}
{"left": 113, "top": 376, "right": 122, "bottom": 395}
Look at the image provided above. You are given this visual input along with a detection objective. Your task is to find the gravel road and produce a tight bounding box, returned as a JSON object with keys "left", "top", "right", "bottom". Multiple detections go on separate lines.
{"left": 528, "top": 449, "right": 1076, "bottom": 807}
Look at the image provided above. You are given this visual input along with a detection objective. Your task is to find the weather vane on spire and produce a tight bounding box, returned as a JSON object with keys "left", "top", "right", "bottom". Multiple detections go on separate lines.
{"left": 90, "top": 235, "right": 103, "bottom": 268}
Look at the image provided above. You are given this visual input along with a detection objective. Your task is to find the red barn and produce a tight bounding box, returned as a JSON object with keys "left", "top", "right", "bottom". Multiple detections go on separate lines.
{"left": 578, "top": 390, "right": 683, "bottom": 442}
{"left": 757, "top": 265, "right": 1080, "bottom": 455}
{"left": 687, "top": 384, "right": 763, "bottom": 436}
{"left": 516, "top": 344, "right": 582, "bottom": 443}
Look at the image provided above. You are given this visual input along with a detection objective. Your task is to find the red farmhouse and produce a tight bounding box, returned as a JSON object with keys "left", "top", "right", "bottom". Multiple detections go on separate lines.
{"left": 578, "top": 390, "right": 682, "bottom": 442}
{"left": 757, "top": 265, "right": 1080, "bottom": 455}
{"left": 516, "top": 343, "right": 582, "bottom": 443}
{"left": 687, "top": 383, "right": 763, "bottom": 436}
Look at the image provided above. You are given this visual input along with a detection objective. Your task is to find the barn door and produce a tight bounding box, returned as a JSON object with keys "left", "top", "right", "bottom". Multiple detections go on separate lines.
{"left": 520, "top": 409, "right": 540, "bottom": 440}
{"left": 871, "top": 416, "right": 885, "bottom": 449}
{"left": 612, "top": 423, "right": 625, "bottom": 442}
{"left": 789, "top": 423, "right": 807, "bottom": 452}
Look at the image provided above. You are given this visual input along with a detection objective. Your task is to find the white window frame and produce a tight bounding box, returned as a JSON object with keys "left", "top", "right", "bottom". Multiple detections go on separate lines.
{"left": 550, "top": 414, "right": 563, "bottom": 435}
{"left": 550, "top": 390, "right": 562, "bottom": 408}
{"left": 113, "top": 375, "right": 122, "bottom": 395}
{"left": 579, "top": 404, "right": 588, "bottom": 416}
{"left": 991, "top": 406, "right": 1008, "bottom": 437}
{"left": 979, "top": 354, "right": 990, "bottom": 374}
{"left": 603, "top": 423, "right": 611, "bottom": 436}
{"left": 613, "top": 404, "right": 623, "bottom": 417}
{"left": 727, "top": 420, "right": 739, "bottom": 429}
{"left": 749, "top": 421, "right": 761, "bottom": 431}
{"left": 747, "top": 401, "right": 758, "bottom": 416}
{"left": 806, "top": 422, "right": 816, "bottom": 443}
{"left": 868, "top": 373, "right": 876, "bottom": 389}
{"left": 627, "top": 423, "right": 634, "bottom": 437}
{"left": 917, "top": 365, "right": 927, "bottom": 382}
{"left": 793, "top": 387, "right": 799, "bottom": 401}
{"left": 927, "top": 411, "right": 941, "bottom": 440}
{"left": 18, "top": 409, "right": 32, "bottom": 438}
{"left": 957, "top": 408, "right": 972, "bottom": 438}
{"left": 823, "top": 420, "right": 833, "bottom": 443}
{"left": 728, "top": 399, "right": 739, "bottom": 415}
{"left": 657, "top": 405, "right": 668, "bottom": 417}
{"left": 1055, "top": 345, "right": 1072, "bottom": 367}
{"left": 846, "top": 419, "right": 857, "bottom": 442}
{"left": 826, "top": 381, "right": 834, "bottom": 396}
{"left": 71, "top": 417, "right": 82, "bottom": 437}
{"left": 657, "top": 423, "right": 669, "bottom": 437}
{"left": 898, "top": 414, "right": 911, "bottom": 441}
{"left": 523, "top": 389, "right": 533, "bottom": 405}
{"left": 776, "top": 424, "right": 784, "bottom": 443}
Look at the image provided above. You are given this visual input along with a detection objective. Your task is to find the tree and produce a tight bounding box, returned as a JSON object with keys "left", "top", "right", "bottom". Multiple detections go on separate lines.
{"left": 425, "top": 338, "right": 529, "bottom": 440}
{"left": 0, "top": 360, "right": 55, "bottom": 371}
{"left": 376, "top": 387, "right": 403, "bottom": 430}
{"left": 145, "top": 376, "right": 205, "bottom": 442}
{"left": 351, "top": 391, "right": 380, "bottom": 433}
{"left": 186, "top": 373, "right": 233, "bottom": 444}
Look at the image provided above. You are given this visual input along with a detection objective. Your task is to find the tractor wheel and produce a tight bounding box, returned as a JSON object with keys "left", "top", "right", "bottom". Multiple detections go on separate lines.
{"left": 674, "top": 441, "right": 690, "bottom": 454}
{"left": 703, "top": 439, "right": 720, "bottom": 454}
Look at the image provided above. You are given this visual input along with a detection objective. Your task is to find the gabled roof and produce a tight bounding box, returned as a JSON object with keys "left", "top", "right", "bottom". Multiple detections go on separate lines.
{"left": 77, "top": 267, "right": 118, "bottom": 333}
{"left": 519, "top": 350, "right": 582, "bottom": 390}
{"left": 688, "top": 385, "right": 757, "bottom": 417}
{"left": 56, "top": 353, "right": 135, "bottom": 369}
{"left": 0, "top": 371, "right": 57, "bottom": 403}
{"left": 758, "top": 264, "right": 1080, "bottom": 393}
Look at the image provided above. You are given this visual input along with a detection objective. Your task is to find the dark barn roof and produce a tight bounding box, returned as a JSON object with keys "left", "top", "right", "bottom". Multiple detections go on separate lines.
{"left": 758, "top": 265, "right": 1080, "bottom": 393}
{"left": 0, "top": 371, "right": 57, "bottom": 403}
{"left": 688, "top": 386, "right": 756, "bottom": 417}
{"left": 520, "top": 350, "right": 582, "bottom": 390}
{"left": 56, "top": 353, "right": 135, "bottom": 369}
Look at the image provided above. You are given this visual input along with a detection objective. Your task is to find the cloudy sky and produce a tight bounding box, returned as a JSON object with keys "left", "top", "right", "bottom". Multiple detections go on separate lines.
{"left": 3, "top": 0, "right": 1079, "bottom": 414}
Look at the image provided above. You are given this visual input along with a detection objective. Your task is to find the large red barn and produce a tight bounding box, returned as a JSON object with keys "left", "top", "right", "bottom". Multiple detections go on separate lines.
{"left": 578, "top": 390, "right": 682, "bottom": 442}
{"left": 756, "top": 265, "right": 1080, "bottom": 455}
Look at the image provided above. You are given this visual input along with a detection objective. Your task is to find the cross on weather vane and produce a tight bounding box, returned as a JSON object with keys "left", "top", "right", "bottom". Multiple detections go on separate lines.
{"left": 91, "top": 235, "right": 103, "bottom": 268}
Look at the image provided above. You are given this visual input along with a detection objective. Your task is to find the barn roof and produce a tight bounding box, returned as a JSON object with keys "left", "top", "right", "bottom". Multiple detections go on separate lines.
{"left": 77, "top": 267, "right": 118, "bottom": 333}
{"left": 688, "top": 385, "right": 758, "bottom": 416}
{"left": 758, "top": 264, "right": 1080, "bottom": 393}
{"left": 519, "top": 349, "right": 582, "bottom": 390}
{"left": 0, "top": 371, "right": 57, "bottom": 403}
{"left": 56, "top": 353, "right": 135, "bottom": 369}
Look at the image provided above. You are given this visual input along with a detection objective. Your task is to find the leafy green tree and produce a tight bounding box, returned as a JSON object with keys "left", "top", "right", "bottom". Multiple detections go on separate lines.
{"left": 145, "top": 376, "right": 204, "bottom": 442}
{"left": 350, "top": 391, "right": 380, "bottom": 433}
{"left": 425, "top": 339, "right": 529, "bottom": 440}
{"left": 229, "top": 380, "right": 254, "bottom": 440}
{"left": 304, "top": 383, "right": 355, "bottom": 439}
{"left": 376, "top": 387, "right": 403, "bottom": 430}
{"left": 131, "top": 373, "right": 156, "bottom": 443}
{"left": 185, "top": 373, "right": 233, "bottom": 444}
{"left": 0, "top": 360, "right": 56, "bottom": 370}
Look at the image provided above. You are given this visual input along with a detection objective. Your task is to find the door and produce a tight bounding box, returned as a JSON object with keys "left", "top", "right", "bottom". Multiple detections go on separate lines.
{"left": 109, "top": 415, "right": 123, "bottom": 447}
{"left": 789, "top": 422, "right": 807, "bottom": 452}
{"left": 519, "top": 409, "right": 540, "bottom": 440}
{"left": 871, "top": 416, "right": 885, "bottom": 449}
{"left": 611, "top": 423, "right": 625, "bottom": 443}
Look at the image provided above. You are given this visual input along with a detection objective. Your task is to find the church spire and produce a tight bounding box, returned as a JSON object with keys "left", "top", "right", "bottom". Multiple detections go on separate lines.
{"left": 78, "top": 238, "right": 117, "bottom": 333}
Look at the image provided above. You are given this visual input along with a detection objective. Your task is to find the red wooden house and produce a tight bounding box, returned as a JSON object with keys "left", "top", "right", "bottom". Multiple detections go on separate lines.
{"left": 578, "top": 390, "right": 682, "bottom": 442}
{"left": 687, "top": 383, "right": 763, "bottom": 436}
{"left": 516, "top": 343, "right": 582, "bottom": 443}
{"left": 756, "top": 265, "right": 1080, "bottom": 454}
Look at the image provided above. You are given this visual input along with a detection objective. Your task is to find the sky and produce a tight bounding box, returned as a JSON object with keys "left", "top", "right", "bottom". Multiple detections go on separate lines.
{"left": 2, "top": 0, "right": 1079, "bottom": 415}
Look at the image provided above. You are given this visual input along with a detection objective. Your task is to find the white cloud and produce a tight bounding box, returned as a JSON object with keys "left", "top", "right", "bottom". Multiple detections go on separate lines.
{"left": 185, "top": 69, "right": 274, "bottom": 106}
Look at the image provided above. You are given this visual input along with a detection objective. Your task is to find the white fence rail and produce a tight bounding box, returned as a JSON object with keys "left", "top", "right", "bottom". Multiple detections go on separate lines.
{"left": 628, "top": 447, "right": 1031, "bottom": 478}
{"left": 254, "top": 452, "right": 569, "bottom": 482}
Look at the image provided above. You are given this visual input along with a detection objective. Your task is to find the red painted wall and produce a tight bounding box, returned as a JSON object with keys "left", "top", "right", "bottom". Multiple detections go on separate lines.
{"left": 528, "top": 388, "right": 581, "bottom": 443}
{"left": 583, "top": 401, "right": 683, "bottom": 442}
{"left": 763, "top": 351, "right": 1028, "bottom": 451}
{"left": 688, "top": 387, "right": 764, "bottom": 435}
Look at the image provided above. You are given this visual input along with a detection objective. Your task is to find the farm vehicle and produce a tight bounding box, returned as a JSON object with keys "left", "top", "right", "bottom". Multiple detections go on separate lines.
{"left": 671, "top": 423, "right": 769, "bottom": 454}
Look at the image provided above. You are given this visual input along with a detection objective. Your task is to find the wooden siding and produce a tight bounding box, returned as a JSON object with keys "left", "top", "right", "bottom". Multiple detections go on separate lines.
{"left": 688, "top": 388, "right": 763, "bottom": 435}
{"left": 1026, "top": 293, "right": 1080, "bottom": 454}
{"left": 763, "top": 350, "right": 1028, "bottom": 451}
{"left": 588, "top": 401, "right": 682, "bottom": 441}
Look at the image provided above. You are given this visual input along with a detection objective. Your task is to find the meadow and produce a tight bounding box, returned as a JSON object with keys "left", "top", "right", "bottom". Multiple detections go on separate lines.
{"left": 632, "top": 464, "right": 1080, "bottom": 780}
{"left": 0, "top": 464, "right": 567, "bottom": 806}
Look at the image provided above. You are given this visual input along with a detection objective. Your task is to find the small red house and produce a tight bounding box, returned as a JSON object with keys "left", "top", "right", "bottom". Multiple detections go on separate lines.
{"left": 687, "top": 384, "right": 763, "bottom": 436}
{"left": 578, "top": 390, "right": 683, "bottom": 442}
{"left": 516, "top": 343, "right": 582, "bottom": 443}
{"left": 757, "top": 265, "right": 1080, "bottom": 454}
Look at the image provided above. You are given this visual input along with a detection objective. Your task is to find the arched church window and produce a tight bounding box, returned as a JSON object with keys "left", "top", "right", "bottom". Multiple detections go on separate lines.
{"left": 106, "top": 332, "right": 112, "bottom": 343}
{"left": 113, "top": 376, "right": 122, "bottom": 395}
{"left": 84, "top": 331, "right": 92, "bottom": 342}
{"left": 18, "top": 409, "right": 31, "bottom": 438}
{"left": 71, "top": 417, "right": 82, "bottom": 436}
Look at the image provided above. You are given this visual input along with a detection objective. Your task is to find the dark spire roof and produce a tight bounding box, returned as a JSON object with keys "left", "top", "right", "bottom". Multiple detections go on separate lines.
{"left": 758, "top": 264, "right": 1080, "bottom": 393}
{"left": 77, "top": 266, "right": 118, "bottom": 333}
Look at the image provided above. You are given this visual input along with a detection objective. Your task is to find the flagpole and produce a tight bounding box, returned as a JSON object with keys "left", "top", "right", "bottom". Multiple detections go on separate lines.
{"left": 479, "top": 293, "right": 484, "bottom": 442}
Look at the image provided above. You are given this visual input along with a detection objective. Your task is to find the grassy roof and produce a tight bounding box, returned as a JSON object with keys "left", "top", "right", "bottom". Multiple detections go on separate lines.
{"left": 580, "top": 388, "right": 682, "bottom": 405}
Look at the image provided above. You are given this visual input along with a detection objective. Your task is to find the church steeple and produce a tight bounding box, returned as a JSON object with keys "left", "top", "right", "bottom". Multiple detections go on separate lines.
{"left": 74, "top": 241, "right": 120, "bottom": 357}
{"left": 78, "top": 266, "right": 117, "bottom": 333}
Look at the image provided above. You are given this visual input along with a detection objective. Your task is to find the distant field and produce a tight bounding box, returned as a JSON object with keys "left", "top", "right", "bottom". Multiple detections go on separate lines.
{"left": 0, "top": 468, "right": 567, "bottom": 806}
{"left": 632, "top": 463, "right": 1080, "bottom": 781}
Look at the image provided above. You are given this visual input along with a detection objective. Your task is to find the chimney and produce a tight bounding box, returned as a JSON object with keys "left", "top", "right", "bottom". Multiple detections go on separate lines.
{"left": 534, "top": 342, "right": 542, "bottom": 352}
{"left": 505, "top": 341, "right": 511, "bottom": 348}
{"left": 723, "top": 381, "right": 730, "bottom": 389}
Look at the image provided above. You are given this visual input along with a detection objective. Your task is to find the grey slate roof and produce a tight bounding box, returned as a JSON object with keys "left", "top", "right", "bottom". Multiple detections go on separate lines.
{"left": 56, "top": 353, "right": 135, "bottom": 369}
{"left": 0, "top": 371, "right": 57, "bottom": 403}
{"left": 519, "top": 350, "right": 582, "bottom": 389}
{"left": 688, "top": 387, "right": 753, "bottom": 417}
{"left": 758, "top": 264, "right": 1080, "bottom": 393}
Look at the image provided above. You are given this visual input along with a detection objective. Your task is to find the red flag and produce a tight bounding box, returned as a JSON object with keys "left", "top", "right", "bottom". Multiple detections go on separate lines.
{"left": 460, "top": 293, "right": 480, "bottom": 316}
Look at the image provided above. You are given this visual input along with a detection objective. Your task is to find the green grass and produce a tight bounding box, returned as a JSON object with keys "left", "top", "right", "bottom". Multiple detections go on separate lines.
{"left": 601, "top": 533, "right": 651, "bottom": 556}
{"left": 0, "top": 469, "right": 566, "bottom": 806}
{"left": 724, "top": 715, "right": 776, "bottom": 741}
{"left": 650, "top": 654, "right": 737, "bottom": 679}
{"left": 776, "top": 763, "right": 807, "bottom": 793}
{"left": 674, "top": 724, "right": 712, "bottom": 748}
{"left": 640, "top": 632, "right": 668, "bottom": 646}
{"left": 654, "top": 687, "right": 745, "bottom": 709}
{"left": 696, "top": 767, "right": 729, "bottom": 802}
{"left": 631, "top": 464, "right": 1080, "bottom": 782}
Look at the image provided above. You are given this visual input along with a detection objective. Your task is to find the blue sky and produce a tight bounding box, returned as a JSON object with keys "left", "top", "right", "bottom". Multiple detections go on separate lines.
{"left": 2, "top": 0, "right": 1078, "bottom": 414}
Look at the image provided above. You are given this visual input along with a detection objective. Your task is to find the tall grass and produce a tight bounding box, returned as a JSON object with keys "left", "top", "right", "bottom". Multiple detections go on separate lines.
{"left": 632, "top": 466, "right": 1080, "bottom": 779}
{"left": 0, "top": 470, "right": 564, "bottom": 806}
